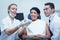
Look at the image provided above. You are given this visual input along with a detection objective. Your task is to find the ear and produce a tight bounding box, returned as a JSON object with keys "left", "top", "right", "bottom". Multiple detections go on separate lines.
{"left": 52, "top": 9, "right": 55, "bottom": 13}
{"left": 8, "top": 9, "right": 10, "bottom": 13}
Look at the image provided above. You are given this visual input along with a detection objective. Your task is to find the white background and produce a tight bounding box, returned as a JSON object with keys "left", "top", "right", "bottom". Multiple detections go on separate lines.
{"left": 0, "top": 0, "right": 60, "bottom": 24}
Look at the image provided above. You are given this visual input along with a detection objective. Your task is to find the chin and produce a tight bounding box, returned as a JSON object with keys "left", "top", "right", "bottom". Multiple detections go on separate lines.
{"left": 31, "top": 19, "right": 35, "bottom": 20}
{"left": 45, "top": 15, "right": 48, "bottom": 17}
{"left": 45, "top": 13, "right": 48, "bottom": 16}
{"left": 46, "top": 16, "right": 49, "bottom": 17}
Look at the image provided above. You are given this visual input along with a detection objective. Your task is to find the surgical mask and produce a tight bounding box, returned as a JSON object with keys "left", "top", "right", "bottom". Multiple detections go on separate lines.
{"left": 9, "top": 13, "right": 16, "bottom": 18}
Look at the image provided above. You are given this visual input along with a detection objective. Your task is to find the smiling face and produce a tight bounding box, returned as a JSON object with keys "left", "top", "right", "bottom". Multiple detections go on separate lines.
{"left": 8, "top": 4, "right": 17, "bottom": 18}
{"left": 30, "top": 10, "right": 39, "bottom": 21}
{"left": 43, "top": 5, "right": 52, "bottom": 17}
{"left": 8, "top": 5, "right": 17, "bottom": 15}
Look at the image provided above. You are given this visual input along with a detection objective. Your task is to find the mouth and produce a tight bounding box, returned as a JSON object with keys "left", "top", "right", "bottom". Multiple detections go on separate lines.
{"left": 12, "top": 11, "right": 16, "bottom": 14}
{"left": 31, "top": 16, "right": 35, "bottom": 18}
{"left": 45, "top": 12, "right": 47, "bottom": 15}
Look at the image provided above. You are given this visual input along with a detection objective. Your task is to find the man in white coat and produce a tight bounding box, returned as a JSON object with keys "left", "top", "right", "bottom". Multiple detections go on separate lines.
{"left": 44, "top": 2, "right": 60, "bottom": 40}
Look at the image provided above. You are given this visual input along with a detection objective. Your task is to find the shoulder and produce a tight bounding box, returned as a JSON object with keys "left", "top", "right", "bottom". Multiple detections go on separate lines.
{"left": 54, "top": 14, "right": 60, "bottom": 23}
{"left": 53, "top": 14, "right": 60, "bottom": 27}
{"left": 37, "top": 19, "right": 46, "bottom": 25}
{"left": 2, "top": 16, "right": 9, "bottom": 23}
{"left": 37, "top": 19, "right": 46, "bottom": 23}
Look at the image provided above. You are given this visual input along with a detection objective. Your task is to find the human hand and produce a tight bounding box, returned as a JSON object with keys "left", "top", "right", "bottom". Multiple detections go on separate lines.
{"left": 18, "top": 19, "right": 32, "bottom": 28}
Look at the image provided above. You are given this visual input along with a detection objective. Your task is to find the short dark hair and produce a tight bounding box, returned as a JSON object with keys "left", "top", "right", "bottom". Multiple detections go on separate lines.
{"left": 30, "top": 7, "right": 40, "bottom": 14}
{"left": 8, "top": 4, "right": 17, "bottom": 13}
{"left": 45, "top": 2, "right": 55, "bottom": 9}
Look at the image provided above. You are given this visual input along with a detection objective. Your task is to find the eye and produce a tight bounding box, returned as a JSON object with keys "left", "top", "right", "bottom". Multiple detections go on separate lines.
{"left": 34, "top": 12, "right": 37, "bottom": 14}
{"left": 12, "top": 8, "right": 15, "bottom": 10}
{"left": 44, "top": 8, "right": 48, "bottom": 10}
{"left": 12, "top": 8, "right": 17, "bottom": 10}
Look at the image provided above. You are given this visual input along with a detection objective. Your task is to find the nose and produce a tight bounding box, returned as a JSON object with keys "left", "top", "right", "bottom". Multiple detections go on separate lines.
{"left": 13, "top": 9, "right": 17, "bottom": 14}
{"left": 44, "top": 9, "right": 47, "bottom": 13}
{"left": 31, "top": 13, "right": 35, "bottom": 16}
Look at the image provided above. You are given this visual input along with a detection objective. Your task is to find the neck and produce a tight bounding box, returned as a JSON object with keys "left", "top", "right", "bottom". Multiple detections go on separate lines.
{"left": 49, "top": 12, "right": 54, "bottom": 18}
{"left": 49, "top": 13, "right": 55, "bottom": 21}
{"left": 32, "top": 19, "right": 37, "bottom": 22}
{"left": 10, "top": 17, "right": 14, "bottom": 23}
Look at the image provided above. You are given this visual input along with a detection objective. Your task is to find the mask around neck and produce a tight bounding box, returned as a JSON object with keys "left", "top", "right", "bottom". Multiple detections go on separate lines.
{"left": 9, "top": 13, "right": 16, "bottom": 18}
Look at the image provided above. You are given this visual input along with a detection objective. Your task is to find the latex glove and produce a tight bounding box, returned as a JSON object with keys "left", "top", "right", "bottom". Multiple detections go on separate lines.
{"left": 18, "top": 19, "right": 32, "bottom": 28}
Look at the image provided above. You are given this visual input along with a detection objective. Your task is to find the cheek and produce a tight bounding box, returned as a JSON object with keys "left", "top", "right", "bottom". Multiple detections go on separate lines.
{"left": 32, "top": 15, "right": 38, "bottom": 19}
{"left": 9, "top": 9, "right": 13, "bottom": 12}
{"left": 11, "top": 10, "right": 16, "bottom": 14}
{"left": 48, "top": 9, "right": 52, "bottom": 13}
{"left": 45, "top": 10, "right": 50, "bottom": 14}
{"left": 11, "top": 10, "right": 14, "bottom": 12}
{"left": 44, "top": 11, "right": 49, "bottom": 16}
{"left": 35, "top": 15, "right": 38, "bottom": 18}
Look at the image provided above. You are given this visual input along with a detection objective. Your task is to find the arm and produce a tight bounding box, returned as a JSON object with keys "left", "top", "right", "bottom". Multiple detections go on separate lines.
{"left": 2, "top": 19, "right": 21, "bottom": 35}
{"left": 18, "top": 26, "right": 36, "bottom": 39}
{"left": 21, "top": 23, "right": 50, "bottom": 39}
{"left": 18, "top": 26, "right": 27, "bottom": 35}
{"left": 36, "top": 23, "right": 50, "bottom": 38}
{"left": 51, "top": 22, "right": 60, "bottom": 40}
{"left": 44, "top": 23, "right": 50, "bottom": 38}
{"left": 4, "top": 26, "right": 19, "bottom": 35}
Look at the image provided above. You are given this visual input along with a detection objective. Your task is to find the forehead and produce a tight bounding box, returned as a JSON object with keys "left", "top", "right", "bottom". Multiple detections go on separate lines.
{"left": 31, "top": 10, "right": 37, "bottom": 12}
{"left": 44, "top": 5, "right": 51, "bottom": 9}
{"left": 10, "top": 5, "right": 17, "bottom": 8}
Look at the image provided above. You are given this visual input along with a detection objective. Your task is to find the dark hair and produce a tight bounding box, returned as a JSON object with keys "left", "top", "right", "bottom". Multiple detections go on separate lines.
{"left": 45, "top": 2, "right": 55, "bottom": 9}
{"left": 30, "top": 7, "right": 40, "bottom": 14}
{"left": 8, "top": 4, "right": 17, "bottom": 13}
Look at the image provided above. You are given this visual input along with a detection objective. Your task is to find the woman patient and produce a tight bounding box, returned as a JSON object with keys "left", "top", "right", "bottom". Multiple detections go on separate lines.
{"left": 18, "top": 7, "right": 50, "bottom": 40}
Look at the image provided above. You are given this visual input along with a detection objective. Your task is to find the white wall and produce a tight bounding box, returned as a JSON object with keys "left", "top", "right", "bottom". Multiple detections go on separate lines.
{"left": 0, "top": 0, "right": 60, "bottom": 24}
